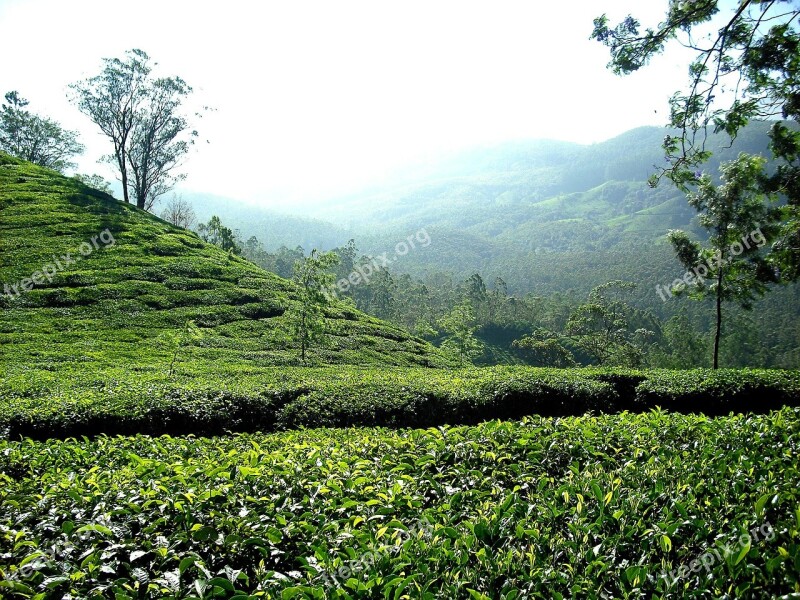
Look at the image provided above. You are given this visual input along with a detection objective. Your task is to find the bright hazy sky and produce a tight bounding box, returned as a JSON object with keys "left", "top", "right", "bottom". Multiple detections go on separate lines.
{"left": 0, "top": 0, "right": 704, "bottom": 206}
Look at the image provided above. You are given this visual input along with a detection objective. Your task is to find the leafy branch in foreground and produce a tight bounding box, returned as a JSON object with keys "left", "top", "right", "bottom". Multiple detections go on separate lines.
{"left": 593, "top": 1, "right": 800, "bottom": 279}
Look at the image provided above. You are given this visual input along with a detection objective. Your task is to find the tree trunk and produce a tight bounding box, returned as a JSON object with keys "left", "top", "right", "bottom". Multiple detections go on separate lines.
{"left": 301, "top": 308, "right": 307, "bottom": 362}
{"left": 713, "top": 267, "right": 723, "bottom": 369}
{"left": 119, "top": 149, "right": 130, "bottom": 204}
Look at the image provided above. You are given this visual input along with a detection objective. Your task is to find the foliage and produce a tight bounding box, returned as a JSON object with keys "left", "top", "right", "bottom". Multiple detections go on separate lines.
{"left": 439, "top": 299, "right": 484, "bottom": 365}
{"left": 126, "top": 74, "right": 197, "bottom": 211}
{"left": 69, "top": 49, "right": 149, "bottom": 205}
{"left": 0, "top": 91, "right": 83, "bottom": 171}
{"left": 512, "top": 329, "right": 577, "bottom": 367}
{"left": 667, "top": 154, "right": 780, "bottom": 367}
{"left": 70, "top": 49, "right": 201, "bottom": 210}
{"left": 72, "top": 173, "right": 113, "bottom": 195}
{"left": 196, "top": 215, "right": 241, "bottom": 254}
{"left": 1, "top": 364, "right": 799, "bottom": 439}
{"left": 285, "top": 250, "right": 339, "bottom": 362}
{"left": 1, "top": 409, "right": 799, "bottom": 597}
{"left": 565, "top": 281, "right": 653, "bottom": 367}
{"left": 648, "top": 311, "right": 710, "bottom": 369}
{"left": 593, "top": 0, "right": 800, "bottom": 278}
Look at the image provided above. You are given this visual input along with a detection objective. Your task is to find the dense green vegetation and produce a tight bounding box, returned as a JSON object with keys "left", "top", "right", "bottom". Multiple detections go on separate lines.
{"left": 3, "top": 408, "right": 800, "bottom": 598}
{"left": 207, "top": 123, "right": 800, "bottom": 370}
{"left": 2, "top": 3, "right": 799, "bottom": 597}
{"left": 237, "top": 239, "right": 800, "bottom": 369}
{"left": 2, "top": 366, "right": 798, "bottom": 439}
{"left": 2, "top": 40, "right": 799, "bottom": 597}
{"left": 0, "top": 153, "right": 450, "bottom": 370}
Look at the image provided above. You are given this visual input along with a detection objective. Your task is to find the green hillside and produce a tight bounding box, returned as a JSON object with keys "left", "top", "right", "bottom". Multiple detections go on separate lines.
{"left": 196, "top": 122, "right": 784, "bottom": 293}
{"left": 0, "top": 153, "right": 451, "bottom": 377}
{"left": 2, "top": 134, "right": 800, "bottom": 600}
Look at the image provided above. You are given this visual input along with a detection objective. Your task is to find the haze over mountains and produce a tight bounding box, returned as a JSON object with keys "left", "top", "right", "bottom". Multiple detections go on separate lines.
{"left": 185, "top": 122, "right": 780, "bottom": 295}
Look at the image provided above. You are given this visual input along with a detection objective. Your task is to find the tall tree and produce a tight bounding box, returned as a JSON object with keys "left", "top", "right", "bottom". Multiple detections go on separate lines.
{"left": 127, "top": 75, "right": 196, "bottom": 210}
{"left": 0, "top": 91, "right": 83, "bottom": 171}
{"left": 285, "top": 250, "right": 339, "bottom": 362}
{"left": 465, "top": 273, "right": 489, "bottom": 323}
{"left": 593, "top": 1, "right": 800, "bottom": 278}
{"left": 70, "top": 49, "right": 150, "bottom": 204}
{"left": 667, "top": 154, "right": 779, "bottom": 368}
{"left": 439, "top": 299, "right": 484, "bottom": 365}
{"left": 70, "top": 49, "right": 201, "bottom": 210}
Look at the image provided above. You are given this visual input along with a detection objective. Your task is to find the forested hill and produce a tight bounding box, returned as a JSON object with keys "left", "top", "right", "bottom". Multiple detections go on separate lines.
{"left": 190, "top": 121, "right": 781, "bottom": 294}
{"left": 312, "top": 121, "right": 779, "bottom": 237}
{"left": 0, "top": 153, "right": 451, "bottom": 376}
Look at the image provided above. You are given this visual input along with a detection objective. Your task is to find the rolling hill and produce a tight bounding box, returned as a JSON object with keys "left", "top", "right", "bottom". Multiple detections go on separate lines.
{"left": 0, "top": 152, "right": 451, "bottom": 380}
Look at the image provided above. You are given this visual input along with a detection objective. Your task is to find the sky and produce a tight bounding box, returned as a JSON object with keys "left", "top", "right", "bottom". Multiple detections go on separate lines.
{"left": 0, "top": 0, "right": 701, "bottom": 207}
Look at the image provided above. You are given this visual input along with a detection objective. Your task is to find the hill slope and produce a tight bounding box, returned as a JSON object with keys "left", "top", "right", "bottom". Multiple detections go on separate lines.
{"left": 0, "top": 153, "right": 450, "bottom": 378}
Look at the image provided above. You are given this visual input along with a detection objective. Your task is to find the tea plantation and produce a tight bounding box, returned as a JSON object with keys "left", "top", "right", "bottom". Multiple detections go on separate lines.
{"left": 0, "top": 153, "right": 450, "bottom": 370}
{"left": 2, "top": 155, "right": 800, "bottom": 598}
{"left": 2, "top": 410, "right": 799, "bottom": 598}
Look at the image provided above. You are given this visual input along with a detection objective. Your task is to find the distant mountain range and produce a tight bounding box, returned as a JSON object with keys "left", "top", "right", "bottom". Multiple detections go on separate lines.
{"left": 185, "top": 121, "right": 782, "bottom": 295}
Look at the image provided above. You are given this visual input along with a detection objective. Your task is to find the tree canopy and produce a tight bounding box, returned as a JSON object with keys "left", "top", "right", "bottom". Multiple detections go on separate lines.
{"left": 667, "top": 154, "right": 779, "bottom": 367}
{"left": 593, "top": 1, "right": 800, "bottom": 279}
{"left": 70, "top": 49, "right": 201, "bottom": 211}
{"left": 0, "top": 91, "right": 83, "bottom": 172}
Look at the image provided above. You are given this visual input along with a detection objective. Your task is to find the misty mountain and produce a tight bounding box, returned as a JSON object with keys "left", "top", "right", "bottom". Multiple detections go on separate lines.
{"left": 187, "top": 121, "right": 781, "bottom": 294}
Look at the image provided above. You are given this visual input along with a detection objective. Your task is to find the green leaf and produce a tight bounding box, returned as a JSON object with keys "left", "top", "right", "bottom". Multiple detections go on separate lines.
{"left": 209, "top": 577, "right": 235, "bottom": 592}
{"left": 734, "top": 539, "right": 752, "bottom": 566}
{"left": 0, "top": 581, "right": 35, "bottom": 594}
{"left": 75, "top": 523, "right": 113, "bottom": 536}
{"left": 179, "top": 556, "right": 196, "bottom": 575}
{"left": 755, "top": 493, "right": 771, "bottom": 518}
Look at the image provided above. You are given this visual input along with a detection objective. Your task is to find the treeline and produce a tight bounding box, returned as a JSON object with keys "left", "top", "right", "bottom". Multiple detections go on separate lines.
{"left": 194, "top": 217, "right": 797, "bottom": 369}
